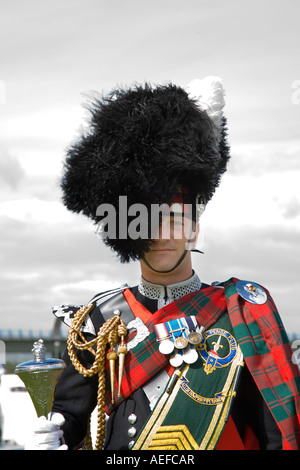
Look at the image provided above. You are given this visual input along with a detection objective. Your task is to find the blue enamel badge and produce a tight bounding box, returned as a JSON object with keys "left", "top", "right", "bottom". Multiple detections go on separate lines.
{"left": 236, "top": 280, "right": 267, "bottom": 305}
{"left": 198, "top": 328, "right": 237, "bottom": 375}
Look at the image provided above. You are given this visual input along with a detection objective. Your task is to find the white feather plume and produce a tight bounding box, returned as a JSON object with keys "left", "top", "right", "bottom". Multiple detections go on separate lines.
{"left": 186, "top": 76, "right": 225, "bottom": 140}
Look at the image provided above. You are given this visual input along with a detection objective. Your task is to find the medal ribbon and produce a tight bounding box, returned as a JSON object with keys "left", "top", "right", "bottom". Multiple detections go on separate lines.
{"left": 183, "top": 316, "right": 198, "bottom": 331}
{"left": 154, "top": 322, "right": 169, "bottom": 342}
{"left": 167, "top": 319, "right": 187, "bottom": 343}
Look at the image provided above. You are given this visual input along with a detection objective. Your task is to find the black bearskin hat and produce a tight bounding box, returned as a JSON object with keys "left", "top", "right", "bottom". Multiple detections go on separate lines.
{"left": 61, "top": 78, "right": 230, "bottom": 262}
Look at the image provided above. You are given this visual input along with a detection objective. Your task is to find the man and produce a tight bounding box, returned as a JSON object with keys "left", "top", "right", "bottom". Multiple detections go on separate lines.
{"left": 27, "top": 78, "right": 300, "bottom": 450}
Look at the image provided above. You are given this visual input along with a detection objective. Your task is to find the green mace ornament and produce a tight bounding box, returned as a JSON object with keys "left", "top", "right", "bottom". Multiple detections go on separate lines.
{"left": 15, "top": 339, "right": 66, "bottom": 417}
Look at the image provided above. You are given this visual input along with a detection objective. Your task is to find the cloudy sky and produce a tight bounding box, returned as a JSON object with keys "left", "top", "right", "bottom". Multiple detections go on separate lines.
{"left": 1, "top": 0, "right": 299, "bottom": 335}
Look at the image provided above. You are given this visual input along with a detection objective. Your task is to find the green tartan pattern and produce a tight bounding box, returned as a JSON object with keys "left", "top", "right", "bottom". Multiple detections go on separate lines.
{"left": 224, "top": 278, "right": 300, "bottom": 450}
{"left": 132, "top": 313, "right": 243, "bottom": 450}
{"left": 104, "top": 278, "right": 300, "bottom": 449}
{"left": 105, "top": 285, "right": 227, "bottom": 412}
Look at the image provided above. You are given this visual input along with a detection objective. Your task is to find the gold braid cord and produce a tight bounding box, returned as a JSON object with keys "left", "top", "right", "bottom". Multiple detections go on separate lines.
{"left": 67, "top": 302, "right": 127, "bottom": 450}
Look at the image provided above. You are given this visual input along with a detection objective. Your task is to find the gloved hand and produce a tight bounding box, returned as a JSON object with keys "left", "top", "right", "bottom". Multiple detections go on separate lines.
{"left": 25, "top": 412, "right": 68, "bottom": 450}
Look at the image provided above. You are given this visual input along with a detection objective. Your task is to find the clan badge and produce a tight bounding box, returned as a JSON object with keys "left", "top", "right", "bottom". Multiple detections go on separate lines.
{"left": 236, "top": 280, "right": 267, "bottom": 305}
{"left": 198, "top": 328, "right": 237, "bottom": 375}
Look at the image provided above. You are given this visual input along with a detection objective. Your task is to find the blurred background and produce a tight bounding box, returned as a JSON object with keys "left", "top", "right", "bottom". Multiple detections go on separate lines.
{"left": 0, "top": 0, "right": 299, "bottom": 448}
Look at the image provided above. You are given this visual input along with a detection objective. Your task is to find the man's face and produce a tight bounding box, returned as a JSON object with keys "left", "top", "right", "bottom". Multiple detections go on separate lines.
{"left": 142, "top": 214, "right": 198, "bottom": 273}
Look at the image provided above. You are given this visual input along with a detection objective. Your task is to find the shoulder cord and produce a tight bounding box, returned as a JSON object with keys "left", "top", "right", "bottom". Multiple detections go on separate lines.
{"left": 67, "top": 302, "right": 127, "bottom": 450}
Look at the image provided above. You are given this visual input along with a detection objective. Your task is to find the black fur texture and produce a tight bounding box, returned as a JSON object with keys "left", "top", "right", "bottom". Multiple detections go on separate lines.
{"left": 61, "top": 83, "right": 230, "bottom": 262}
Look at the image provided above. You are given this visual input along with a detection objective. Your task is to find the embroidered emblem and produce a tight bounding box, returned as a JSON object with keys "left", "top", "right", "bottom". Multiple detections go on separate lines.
{"left": 179, "top": 376, "right": 227, "bottom": 405}
{"left": 146, "top": 424, "right": 199, "bottom": 450}
{"left": 52, "top": 304, "right": 96, "bottom": 336}
{"left": 197, "top": 328, "right": 237, "bottom": 375}
{"left": 126, "top": 317, "right": 150, "bottom": 351}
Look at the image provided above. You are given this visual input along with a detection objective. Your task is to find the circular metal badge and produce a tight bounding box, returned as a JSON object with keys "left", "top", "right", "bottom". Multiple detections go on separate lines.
{"left": 169, "top": 351, "right": 183, "bottom": 367}
{"left": 182, "top": 346, "right": 198, "bottom": 364}
{"left": 159, "top": 339, "right": 174, "bottom": 355}
{"left": 174, "top": 336, "right": 189, "bottom": 349}
{"left": 188, "top": 331, "right": 202, "bottom": 345}
{"left": 236, "top": 280, "right": 267, "bottom": 305}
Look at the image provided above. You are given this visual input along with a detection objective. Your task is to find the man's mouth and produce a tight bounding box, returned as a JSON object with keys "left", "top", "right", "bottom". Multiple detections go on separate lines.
{"left": 150, "top": 248, "right": 176, "bottom": 252}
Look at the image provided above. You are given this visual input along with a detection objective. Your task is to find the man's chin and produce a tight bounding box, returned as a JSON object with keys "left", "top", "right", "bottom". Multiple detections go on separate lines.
{"left": 142, "top": 257, "right": 180, "bottom": 274}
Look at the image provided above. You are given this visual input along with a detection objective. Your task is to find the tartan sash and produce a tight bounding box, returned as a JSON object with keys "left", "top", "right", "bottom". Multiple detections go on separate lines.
{"left": 132, "top": 313, "right": 243, "bottom": 450}
{"left": 105, "top": 285, "right": 227, "bottom": 413}
{"left": 224, "top": 278, "right": 300, "bottom": 450}
{"left": 104, "top": 278, "right": 300, "bottom": 450}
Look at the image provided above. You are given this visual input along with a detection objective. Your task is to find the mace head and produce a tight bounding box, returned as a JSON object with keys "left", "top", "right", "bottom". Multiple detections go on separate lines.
{"left": 15, "top": 339, "right": 66, "bottom": 417}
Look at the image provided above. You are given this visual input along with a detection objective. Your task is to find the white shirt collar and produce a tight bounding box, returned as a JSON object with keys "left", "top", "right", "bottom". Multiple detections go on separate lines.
{"left": 138, "top": 271, "right": 202, "bottom": 307}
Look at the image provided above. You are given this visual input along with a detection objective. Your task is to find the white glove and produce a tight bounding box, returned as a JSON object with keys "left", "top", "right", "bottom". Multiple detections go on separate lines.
{"left": 25, "top": 412, "right": 68, "bottom": 450}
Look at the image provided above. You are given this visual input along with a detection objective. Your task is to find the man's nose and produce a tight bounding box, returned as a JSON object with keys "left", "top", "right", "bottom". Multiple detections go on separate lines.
{"left": 158, "top": 218, "right": 172, "bottom": 240}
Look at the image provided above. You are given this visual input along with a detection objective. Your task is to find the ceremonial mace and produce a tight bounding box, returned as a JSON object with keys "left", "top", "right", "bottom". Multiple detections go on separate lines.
{"left": 15, "top": 339, "right": 66, "bottom": 417}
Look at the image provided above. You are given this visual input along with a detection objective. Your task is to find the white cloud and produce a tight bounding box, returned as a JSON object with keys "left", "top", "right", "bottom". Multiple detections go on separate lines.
{"left": 0, "top": 199, "right": 75, "bottom": 224}
{"left": 1, "top": 106, "right": 84, "bottom": 142}
{"left": 1, "top": 0, "right": 299, "bottom": 338}
{"left": 203, "top": 141, "right": 300, "bottom": 232}
{"left": 51, "top": 278, "right": 126, "bottom": 298}
{"left": 229, "top": 141, "right": 300, "bottom": 176}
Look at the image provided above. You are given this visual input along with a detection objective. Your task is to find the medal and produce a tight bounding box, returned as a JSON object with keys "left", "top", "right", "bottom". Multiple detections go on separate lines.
{"left": 154, "top": 322, "right": 175, "bottom": 355}
{"left": 155, "top": 318, "right": 204, "bottom": 366}
{"left": 159, "top": 339, "right": 174, "bottom": 355}
{"left": 174, "top": 335, "right": 189, "bottom": 349}
{"left": 169, "top": 350, "right": 183, "bottom": 367}
{"left": 168, "top": 319, "right": 188, "bottom": 350}
{"left": 183, "top": 317, "right": 204, "bottom": 345}
{"left": 187, "top": 331, "right": 202, "bottom": 345}
{"left": 182, "top": 345, "right": 198, "bottom": 364}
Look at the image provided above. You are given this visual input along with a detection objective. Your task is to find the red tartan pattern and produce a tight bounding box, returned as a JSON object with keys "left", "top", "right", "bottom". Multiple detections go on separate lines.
{"left": 104, "top": 278, "right": 300, "bottom": 450}
{"left": 105, "top": 285, "right": 226, "bottom": 413}
{"left": 224, "top": 278, "right": 300, "bottom": 450}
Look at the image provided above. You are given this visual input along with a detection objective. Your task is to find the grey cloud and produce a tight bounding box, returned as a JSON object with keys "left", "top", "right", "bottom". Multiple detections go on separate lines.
{"left": 2, "top": 214, "right": 299, "bottom": 334}
{"left": 201, "top": 224, "right": 300, "bottom": 283}
{"left": 280, "top": 198, "right": 300, "bottom": 220}
{"left": 0, "top": 147, "right": 25, "bottom": 189}
{"left": 193, "top": 223, "right": 300, "bottom": 333}
{"left": 1, "top": 215, "right": 138, "bottom": 330}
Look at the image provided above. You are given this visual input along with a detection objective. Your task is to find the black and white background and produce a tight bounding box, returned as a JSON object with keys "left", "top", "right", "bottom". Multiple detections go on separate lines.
{"left": 1, "top": 0, "right": 299, "bottom": 335}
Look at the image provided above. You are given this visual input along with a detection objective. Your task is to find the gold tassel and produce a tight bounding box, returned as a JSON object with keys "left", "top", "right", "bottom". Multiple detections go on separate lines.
{"left": 106, "top": 350, "right": 118, "bottom": 403}
{"left": 107, "top": 327, "right": 118, "bottom": 404}
{"left": 67, "top": 303, "right": 128, "bottom": 450}
{"left": 117, "top": 323, "right": 127, "bottom": 397}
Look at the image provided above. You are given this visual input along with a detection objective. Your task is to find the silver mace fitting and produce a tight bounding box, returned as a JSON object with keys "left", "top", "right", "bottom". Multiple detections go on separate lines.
{"left": 15, "top": 339, "right": 66, "bottom": 417}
